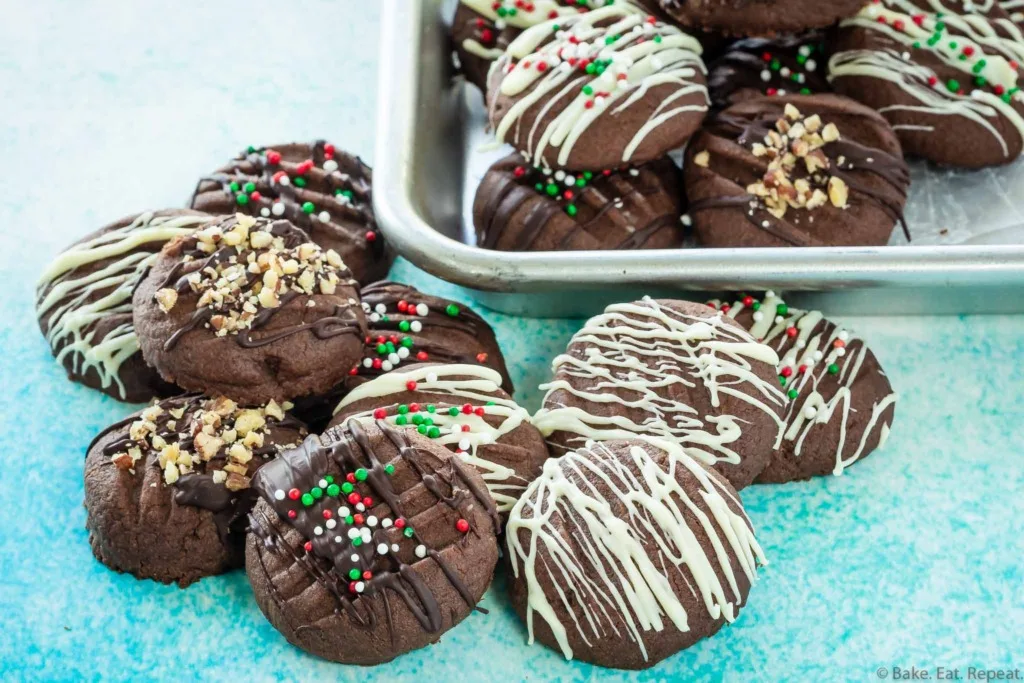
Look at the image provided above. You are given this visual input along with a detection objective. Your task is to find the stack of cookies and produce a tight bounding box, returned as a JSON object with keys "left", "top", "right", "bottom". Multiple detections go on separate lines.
{"left": 455, "top": 0, "right": 1024, "bottom": 250}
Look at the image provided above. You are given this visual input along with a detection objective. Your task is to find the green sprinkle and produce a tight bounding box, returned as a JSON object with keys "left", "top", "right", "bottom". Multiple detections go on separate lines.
{"left": 576, "top": 177, "right": 586, "bottom": 187}
{"left": 828, "top": 363, "right": 840, "bottom": 375}
{"left": 771, "top": 59, "right": 781, "bottom": 71}
{"left": 546, "top": 183, "right": 559, "bottom": 196}
{"left": 448, "top": 407, "right": 460, "bottom": 416}
{"left": 401, "top": 337, "right": 414, "bottom": 348}
{"left": 354, "top": 468, "right": 368, "bottom": 481}
{"left": 653, "top": 35, "right": 661, "bottom": 43}
{"left": 235, "top": 193, "right": 248, "bottom": 205}
{"left": 417, "top": 424, "right": 427, "bottom": 435}
{"left": 585, "top": 63, "right": 596, "bottom": 75}
{"left": 302, "top": 201, "right": 315, "bottom": 213}
{"left": 566, "top": 204, "right": 578, "bottom": 217}
{"left": 341, "top": 482, "right": 354, "bottom": 494}
{"left": 777, "top": 304, "right": 789, "bottom": 316}
{"left": 412, "top": 413, "right": 423, "bottom": 425}
{"left": 301, "top": 493, "right": 314, "bottom": 507}
{"left": 423, "top": 417, "right": 433, "bottom": 427}
{"left": 427, "top": 427, "right": 441, "bottom": 438}
{"left": 229, "top": 181, "right": 240, "bottom": 192}
{"left": 779, "top": 376, "right": 787, "bottom": 386}
{"left": 752, "top": 301, "right": 761, "bottom": 311}
{"left": 403, "top": 527, "right": 415, "bottom": 538}
{"left": 384, "top": 464, "right": 396, "bottom": 475}
{"left": 398, "top": 320, "right": 411, "bottom": 332}
{"left": 386, "top": 341, "right": 396, "bottom": 353}
{"left": 352, "top": 537, "right": 363, "bottom": 547}
{"left": 788, "top": 389, "right": 799, "bottom": 399}
{"left": 427, "top": 404, "right": 436, "bottom": 413}
{"left": 349, "top": 568, "right": 361, "bottom": 580}
{"left": 243, "top": 181, "right": 256, "bottom": 193}
{"left": 947, "top": 79, "right": 960, "bottom": 93}
{"left": 583, "top": 171, "right": 593, "bottom": 180}
{"left": 376, "top": 343, "right": 387, "bottom": 355}
{"left": 446, "top": 304, "right": 460, "bottom": 317}
{"left": 583, "top": 85, "right": 593, "bottom": 95}
{"left": 247, "top": 145, "right": 257, "bottom": 154}
{"left": 325, "top": 476, "right": 334, "bottom": 484}
{"left": 395, "top": 415, "right": 408, "bottom": 426}
{"left": 311, "top": 487, "right": 323, "bottom": 499}
{"left": 293, "top": 176, "right": 307, "bottom": 188}
{"left": 327, "top": 484, "right": 340, "bottom": 497}
{"left": 346, "top": 515, "right": 354, "bottom": 524}
{"left": 397, "top": 404, "right": 409, "bottom": 415}
{"left": 486, "top": 401, "right": 496, "bottom": 406}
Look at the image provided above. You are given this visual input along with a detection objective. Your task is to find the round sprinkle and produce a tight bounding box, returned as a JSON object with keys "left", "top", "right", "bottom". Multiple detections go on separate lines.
{"left": 381, "top": 517, "right": 393, "bottom": 528}
{"left": 314, "top": 526, "right": 324, "bottom": 536}
{"left": 415, "top": 545, "right": 427, "bottom": 559}
{"left": 377, "top": 543, "right": 389, "bottom": 555}
{"left": 347, "top": 528, "right": 360, "bottom": 540}
{"left": 274, "top": 489, "right": 286, "bottom": 501}
{"left": 367, "top": 515, "right": 378, "bottom": 527}
{"left": 391, "top": 543, "right": 400, "bottom": 553}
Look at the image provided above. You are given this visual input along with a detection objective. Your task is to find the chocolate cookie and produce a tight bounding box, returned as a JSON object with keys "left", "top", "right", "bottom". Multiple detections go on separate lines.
{"left": 330, "top": 363, "right": 548, "bottom": 519}
{"left": 487, "top": 5, "right": 709, "bottom": 170}
{"left": 685, "top": 95, "right": 910, "bottom": 247}
{"left": 710, "top": 292, "right": 898, "bottom": 483}
{"left": 533, "top": 297, "right": 786, "bottom": 490}
{"left": 85, "top": 394, "right": 306, "bottom": 586}
{"left": 658, "top": 0, "right": 866, "bottom": 36}
{"left": 189, "top": 141, "right": 391, "bottom": 283}
{"left": 35, "top": 210, "right": 213, "bottom": 403}
{"left": 830, "top": 1, "right": 1024, "bottom": 168}
{"left": 133, "top": 214, "right": 367, "bottom": 405}
{"left": 453, "top": 1, "right": 603, "bottom": 92}
{"left": 708, "top": 32, "right": 830, "bottom": 108}
{"left": 506, "top": 439, "right": 765, "bottom": 669}
{"left": 245, "top": 420, "right": 500, "bottom": 665}
{"left": 473, "top": 152, "right": 684, "bottom": 250}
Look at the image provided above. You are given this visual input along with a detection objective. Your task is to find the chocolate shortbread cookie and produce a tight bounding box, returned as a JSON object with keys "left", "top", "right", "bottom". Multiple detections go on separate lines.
{"left": 658, "top": 0, "right": 866, "bottom": 36}
{"left": 506, "top": 439, "right": 765, "bottom": 669}
{"left": 473, "top": 152, "right": 685, "bottom": 250}
{"left": 133, "top": 214, "right": 367, "bottom": 404}
{"left": 487, "top": 4, "right": 709, "bottom": 170}
{"left": 711, "top": 292, "right": 898, "bottom": 483}
{"left": 85, "top": 394, "right": 306, "bottom": 586}
{"left": 189, "top": 141, "right": 391, "bottom": 283}
{"left": 708, "top": 32, "right": 830, "bottom": 108}
{"left": 532, "top": 297, "right": 786, "bottom": 490}
{"left": 830, "top": 1, "right": 1024, "bottom": 168}
{"left": 36, "top": 210, "right": 213, "bottom": 402}
{"left": 245, "top": 420, "right": 500, "bottom": 665}
{"left": 330, "top": 363, "right": 549, "bottom": 519}
{"left": 685, "top": 94, "right": 910, "bottom": 247}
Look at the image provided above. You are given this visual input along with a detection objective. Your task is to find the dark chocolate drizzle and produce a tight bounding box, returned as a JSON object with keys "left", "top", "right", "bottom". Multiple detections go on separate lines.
{"left": 476, "top": 154, "right": 682, "bottom": 251}
{"left": 190, "top": 140, "right": 383, "bottom": 260}
{"left": 91, "top": 393, "right": 305, "bottom": 541}
{"left": 249, "top": 420, "right": 499, "bottom": 636}
{"left": 155, "top": 217, "right": 364, "bottom": 351}
{"left": 691, "top": 102, "right": 911, "bottom": 245}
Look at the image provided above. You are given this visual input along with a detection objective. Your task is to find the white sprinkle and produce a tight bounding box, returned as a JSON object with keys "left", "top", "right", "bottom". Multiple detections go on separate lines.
{"left": 796, "top": 340, "right": 807, "bottom": 349}
{"left": 318, "top": 479, "right": 328, "bottom": 488}
{"left": 765, "top": 290, "right": 776, "bottom": 298}
{"left": 780, "top": 67, "right": 791, "bottom": 77}
{"left": 381, "top": 518, "right": 393, "bottom": 529}
{"left": 361, "top": 528, "right": 372, "bottom": 542}
{"left": 272, "top": 202, "right": 286, "bottom": 216}
{"left": 278, "top": 175, "right": 291, "bottom": 186}
{"left": 681, "top": 214, "right": 692, "bottom": 227}
{"left": 260, "top": 208, "right": 271, "bottom": 218}
{"left": 356, "top": 503, "right": 366, "bottom": 512}
{"left": 410, "top": 321, "right": 423, "bottom": 333}
{"left": 426, "top": 372, "right": 438, "bottom": 382}
{"left": 752, "top": 311, "right": 764, "bottom": 322}
{"left": 761, "top": 69, "right": 771, "bottom": 82}
{"left": 388, "top": 352, "right": 400, "bottom": 365}
{"left": 804, "top": 406, "right": 818, "bottom": 420}
{"left": 338, "top": 506, "right": 350, "bottom": 518}
{"left": 839, "top": 330, "right": 850, "bottom": 341}
{"left": 415, "top": 545, "right": 427, "bottom": 559}
{"left": 318, "top": 211, "right": 330, "bottom": 223}
{"left": 775, "top": 315, "right": 784, "bottom": 324}
{"left": 836, "top": 347, "right": 847, "bottom": 357}
{"left": 314, "top": 526, "right": 323, "bottom": 536}
{"left": 806, "top": 59, "right": 817, "bottom": 72}
{"left": 391, "top": 543, "right": 400, "bottom": 553}
{"left": 813, "top": 350, "right": 823, "bottom": 361}
{"left": 554, "top": 170, "right": 566, "bottom": 181}
{"left": 458, "top": 438, "right": 471, "bottom": 451}
{"left": 369, "top": 313, "right": 381, "bottom": 323}
{"left": 377, "top": 543, "right": 389, "bottom": 555}
{"left": 397, "top": 347, "right": 410, "bottom": 359}
{"left": 564, "top": 175, "right": 575, "bottom": 186}
{"left": 323, "top": 159, "right": 339, "bottom": 173}
{"left": 415, "top": 303, "right": 429, "bottom": 317}
{"left": 355, "top": 581, "right": 365, "bottom": 593}
{"left": 362, "top": 358, "right": 373, "bottom": 368}
{"left": 326, "top": 519, "right": 337, "bottom": 530}
{"left": 381, "top": 360, "right": 393, "bottom": 372}
{"left": 347, "top": 528, "right": 360, "bottom": 539}
{"left": 367, "top": 516, "right": 378, "bottom": 527}
{"left": 374, "top": 303, "right": 387, "bottom": 315}
{"left": 629, "top": 168, "right": 639, "bottom": 177}
{"left": 334, "top": 535, "right": 343, "bottom": 543}
{"left": 274, "top": 489, "right": 286, "bottom": 501}
{"left": 351, "top": 554, "right": 360, "bottom": 563}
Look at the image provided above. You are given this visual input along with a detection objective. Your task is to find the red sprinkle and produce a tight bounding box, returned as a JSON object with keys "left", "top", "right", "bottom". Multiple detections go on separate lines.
{"left": 362, "top": 570, "right": 373, "bottom": 580}
{"left": 416, "top": 351, "right": 429, "bottom": 361}
{"left": 409, "top": 402, "right": 420, "bottom": 413}
{"left": 786, "top": 327, "right": 798, "bottom": 338}
{"left": 304, "top": 541, "right": 313, "bottom": 552}
{"left": 462, "top": 403, "right": 473, "bottom": 415}
{"left": 249, "top": 191, "right": 261, "bottom": 202}
{"left": 373, "top": 408, "right": 387, "bottom": 419}
{"left": 348, "top": 492, "right": 362, "bottom": 505}
{"left": 347, "top": 473, "right": 357, "bottom": 483}
{"left": 266, "top": 150, "right": 282, "bottom": 165}
{"left": 288, "top": 510, "right": 297, "bottom": 519}
{"left": 324, "top": 143, "right": 335, "bottom": 156}
{"left": 372, "top": 358, "right": 383, "bottom": 370}
{"left": 395, "top": 518, "right": 406, "bottom": 529}
{"left": 354, "top": 513, "right": 365, "bottom": 525}
{"left": 296, "top": 159, "right": 314, "bottom": 175}
{"left": 456, "top": 519, "right": 470, "bottom": 533}
{"left": 363, "top": 497, "right": 373, "bottom": 507}
{"left": 288, "top": 488, "right": 301, "bottom": 500}
{"left": 780, "top": 367, "right": 793, "bottom": 378}
{"left": 365, "top": 231, "right": 377, "bottom": 242}
{"left": 322, "top": 509, "right": 333, "bottom": 520}
{"left": 406, "top": 380, "right": 418, "bottom": 391}
{"left": 474, "top": 407, "right": 486, "bottom": 417}
{"left": 476, "top": 352, "right": 488, "bottom": 363}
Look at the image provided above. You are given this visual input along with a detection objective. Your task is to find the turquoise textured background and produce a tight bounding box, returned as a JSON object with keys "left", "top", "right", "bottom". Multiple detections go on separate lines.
{"left": 2, "top": 2, "right": 1023, "bottom": 681}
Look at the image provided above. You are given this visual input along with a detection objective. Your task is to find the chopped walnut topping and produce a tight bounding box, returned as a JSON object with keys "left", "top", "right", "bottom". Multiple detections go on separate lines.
{"left": 155, "top": 214, "right": 348, "bottom": 337}
{"left": 105, "top": 395, "right": 299, "bottom": 488}
{"left": 693, "top": 150, "right": 710, "bottom": 168}
{"left": 743, "top": 104, "right": 850, "bottom": 217}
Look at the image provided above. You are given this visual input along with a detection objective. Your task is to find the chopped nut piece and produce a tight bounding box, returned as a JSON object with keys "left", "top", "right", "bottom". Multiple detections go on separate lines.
{"left": 228, "top": 443, "right": 253, "bottom": 463}
{"left": 693, "top": 150, "right": 710, "bottom": 167}
{"left": 212, "top": 470, "right": 228, "bottom": 484}
{"left": 225, "top": 472, "right": 250, "bottom": 492}
{"left": 223, "top": 462, "right": 248, "bottom": 476}
{"left": 163, "top": 461, "right": 180, "bottom": 484}
{"left": 234, "top": 410, "right": 266, "bottom": 436}
{"left": 243, "top": 430, "right": 265, "bottom": 449}
{"left": 249, "top": 230, "right": 273, "bottom": 249}
{"left": 263, "top": 400, "right": 285, "bottom": 421}
{"left": 154, "top": 289, "right": 178, "bottom": 313}
{"left": 257, "top": 287, "right": 280, "bottom": 309}
{"left": 111, "top": 453, "right": 135, "bottom": 470}
{"left": 784, "top": 103, "right": 801, "bottom": 120}
{"left": 821, "top": 122, "right": 840, "bottom": 143}
{"left": 828, "top": 176, "right": 849, "bottom": 208}
{"left": 194, "top": 432, "right": 225, "bottom": 461}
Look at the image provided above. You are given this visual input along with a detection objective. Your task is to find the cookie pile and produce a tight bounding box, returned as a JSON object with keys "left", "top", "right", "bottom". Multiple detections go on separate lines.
{"left": 455, "top": 0, "right": 1024, "bottom": 250}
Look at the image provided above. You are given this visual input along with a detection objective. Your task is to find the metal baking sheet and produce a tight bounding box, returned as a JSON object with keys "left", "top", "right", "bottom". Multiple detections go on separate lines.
{"left": 374, "top": 0, "right": 1024, "bottom": 317}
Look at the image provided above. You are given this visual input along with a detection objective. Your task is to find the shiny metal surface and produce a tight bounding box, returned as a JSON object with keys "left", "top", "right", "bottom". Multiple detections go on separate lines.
{"left": 374, "top": 0, "right": 1024, "bottom": 316}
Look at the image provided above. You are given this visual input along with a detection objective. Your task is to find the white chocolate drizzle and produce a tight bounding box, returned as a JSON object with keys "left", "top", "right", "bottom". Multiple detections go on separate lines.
{"left": 506, "top": 439, "right": 765, "bottom": 662}
{"left": 829, "top": 0, "right": 1024, "bottom": 158}
{"left": 532, "top": 297, "right": 786, "bottom": 469}
{"left": 335, "top": 364, "right": 534, "bottom": 512}
{"left": 491, "top": 5, "right": 707, "bottom": 167}
{"left": 719, "top": 293, "right": 898, "bottom": 475}
{"left": 35, "top": 212, "right": 210, "bottom": 399}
